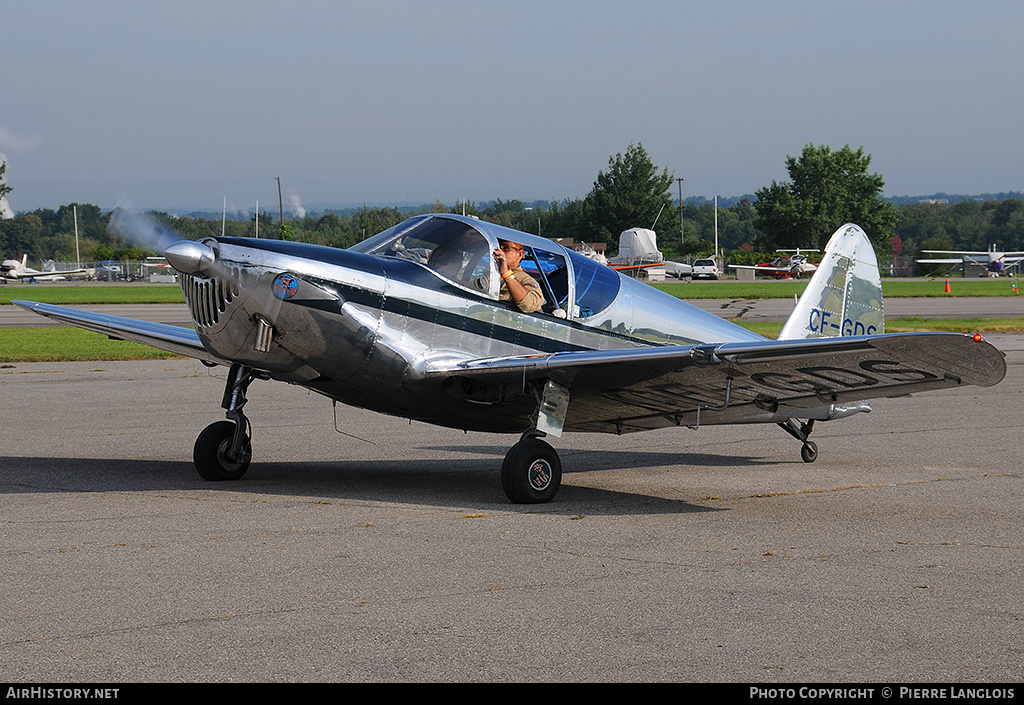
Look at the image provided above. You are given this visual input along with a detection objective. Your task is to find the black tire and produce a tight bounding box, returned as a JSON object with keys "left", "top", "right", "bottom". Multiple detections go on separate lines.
{"left": 800, "top": 441, "right": 818, "bottom": 464}
{"left": 501, "top": 438, "right": 562, "bottom": 504}
{"left": 194, "top": 421, "right": 251, "bottom": 480}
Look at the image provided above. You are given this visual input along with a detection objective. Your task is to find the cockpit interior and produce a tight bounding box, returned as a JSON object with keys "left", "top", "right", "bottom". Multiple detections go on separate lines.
{"left": 350, "top": 214, "right": 621, "bottom": 320}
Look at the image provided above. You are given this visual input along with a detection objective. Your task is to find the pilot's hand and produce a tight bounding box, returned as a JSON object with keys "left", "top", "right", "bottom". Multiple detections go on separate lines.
{"left": 493, "top": 248, "right": 509, "bottom": 274}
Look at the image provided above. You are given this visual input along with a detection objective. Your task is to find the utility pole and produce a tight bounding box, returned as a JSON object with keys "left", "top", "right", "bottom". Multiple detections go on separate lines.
{"left": 73, "top": 205, "right": 80, "bottom": 266}
{"left": 676, "top": 178, "right": 684, "bottom": 253}
{"left": 714, "top": 195, "right": 719, "bottom": 264}
{"left": 276, "top": 177, "right": 284, "bottom": 239}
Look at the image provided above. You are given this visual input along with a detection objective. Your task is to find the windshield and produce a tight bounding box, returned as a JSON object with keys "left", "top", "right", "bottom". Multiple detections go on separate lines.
{"left": 520, "top": 248, "right": 570, "bottom": 313}
{"left": 349, "top": 216, "right": 492, "bottom": 293}
{"left": 567, "top": 250, "right": 620, "bottom": 317}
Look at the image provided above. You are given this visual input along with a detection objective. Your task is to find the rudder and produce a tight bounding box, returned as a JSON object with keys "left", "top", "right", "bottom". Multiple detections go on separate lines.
{"left": 778, "top": 224, "right": 884, "bottom": 341}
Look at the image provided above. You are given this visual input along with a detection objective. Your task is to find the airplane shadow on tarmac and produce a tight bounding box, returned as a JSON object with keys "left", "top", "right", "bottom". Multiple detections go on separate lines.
{"left": 0, "top": 447, "right": 779, "bottom": 515}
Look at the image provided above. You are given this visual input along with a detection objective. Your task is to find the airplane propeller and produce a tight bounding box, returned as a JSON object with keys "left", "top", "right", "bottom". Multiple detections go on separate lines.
{"left": 163, "top": 240, "right": 218, "bottom": 277}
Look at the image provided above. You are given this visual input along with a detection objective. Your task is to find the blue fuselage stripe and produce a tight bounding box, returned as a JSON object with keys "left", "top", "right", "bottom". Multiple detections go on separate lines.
{"left": 217, "top": 236, "right": 656, "bottom": 353}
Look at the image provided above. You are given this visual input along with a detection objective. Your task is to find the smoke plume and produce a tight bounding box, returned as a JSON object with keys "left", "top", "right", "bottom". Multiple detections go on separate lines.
{"left": 288, "top": 191, "right": 306, "bottom": 219}
{"left": 0, "top": 151, "right": 13, "bottom": 220}
{"left": 108, "top": 208, "right": 183, "bottom": 254}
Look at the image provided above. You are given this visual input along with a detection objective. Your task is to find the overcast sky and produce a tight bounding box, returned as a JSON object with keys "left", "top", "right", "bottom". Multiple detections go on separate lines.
{"left": 2, "top": 0, "right": 1022, "bottom": 215}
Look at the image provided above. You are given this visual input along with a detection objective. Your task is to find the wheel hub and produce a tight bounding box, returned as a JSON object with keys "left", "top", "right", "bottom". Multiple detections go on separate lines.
{"left": 217, "top": 437, "right": 250, "bottom": 472}
{"left": 528, "top": 458, "right": 553, "bottom": 491}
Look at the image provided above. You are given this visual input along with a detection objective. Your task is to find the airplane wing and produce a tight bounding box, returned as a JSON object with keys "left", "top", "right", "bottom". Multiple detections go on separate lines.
{"left": 422, "top": 332, "right": 1006, "bottom": 433}
{"left": 728, "top": 264, "right": 790, "bottom": 274}
{"left": 918, "top": 250, "right": 1024, "bottom": 260}
{"left": 609, "top": 263, "right": 663, "bottom": 271}
{"left": 12, "top": 300, "right": 225, "bottom": 365}
{"left": 4, "top": 268, "right": 87, "bottom": 280}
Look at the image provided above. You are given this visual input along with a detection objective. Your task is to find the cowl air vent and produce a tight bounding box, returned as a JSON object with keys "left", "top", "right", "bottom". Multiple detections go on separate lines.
{"left": 180, "top": 266, "right": 247, "bottom": 328}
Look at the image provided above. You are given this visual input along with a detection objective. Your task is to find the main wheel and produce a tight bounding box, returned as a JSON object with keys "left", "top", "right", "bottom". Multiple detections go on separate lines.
{"left": 194, "top": 420, "right": 252, "bottom": 480}
{"left": 800, "top": 441, "right": 818, "bottom": 464}
{"left": 501, "top": 438, "right": 562, "bottom": 504}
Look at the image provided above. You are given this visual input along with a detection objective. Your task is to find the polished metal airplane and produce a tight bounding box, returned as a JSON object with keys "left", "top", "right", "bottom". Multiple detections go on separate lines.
{"left": 15, "top": 216, "right": 1006, "bottom": 503}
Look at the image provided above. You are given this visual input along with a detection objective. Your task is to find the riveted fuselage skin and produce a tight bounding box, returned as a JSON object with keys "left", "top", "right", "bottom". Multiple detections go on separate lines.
{"left": 178, "top": 215, "right": 765, "bottom": 434}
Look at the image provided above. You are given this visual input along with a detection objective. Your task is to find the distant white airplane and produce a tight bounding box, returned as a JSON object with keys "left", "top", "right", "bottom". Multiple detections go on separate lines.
{"left": 1, "top": 254, "right": 88, "bottom": 281}
{"left": 916, "top": 245, "right": 1024, "bottom": 276}
{"left": 729, "top": 249, "right": 819, "bottom": 279}
{"left": 574, "top": 243, "right": 607, "bottom": 266}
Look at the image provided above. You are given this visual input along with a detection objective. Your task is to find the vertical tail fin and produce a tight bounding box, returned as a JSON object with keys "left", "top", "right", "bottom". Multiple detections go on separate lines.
{"left": 778, "top": 224, "right": 884, "bottom": 340}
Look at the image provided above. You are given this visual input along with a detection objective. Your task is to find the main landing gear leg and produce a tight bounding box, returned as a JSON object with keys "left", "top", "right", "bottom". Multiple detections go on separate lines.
{"left": 501, "top": 429, "right": 563, "bottom": 504}
{"left": 194, "top": 364, "right": 256, "bottom": 480}
{"left": 778, "top": 419, "right": 818, "bottom": 463}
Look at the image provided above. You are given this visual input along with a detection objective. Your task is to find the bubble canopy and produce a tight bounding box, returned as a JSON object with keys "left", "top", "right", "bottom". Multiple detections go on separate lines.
{"left": 350, "top": 213, "right": 621, "bottom": 318}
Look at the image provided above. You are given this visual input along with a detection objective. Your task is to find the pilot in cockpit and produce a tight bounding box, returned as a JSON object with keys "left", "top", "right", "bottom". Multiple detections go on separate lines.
{"left": 493, "top": 239, "right": 544, "bottom": 313}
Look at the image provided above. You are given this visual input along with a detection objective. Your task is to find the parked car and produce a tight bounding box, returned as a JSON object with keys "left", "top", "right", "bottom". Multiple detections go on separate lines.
{"left": 94, "top": 261, "right": 122, "bottom": 282}
{"left": 691, "top": 258, "right": 719, "bottom": 280}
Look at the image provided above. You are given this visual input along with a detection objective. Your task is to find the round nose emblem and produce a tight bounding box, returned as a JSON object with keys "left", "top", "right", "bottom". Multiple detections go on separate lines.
{"left": 272, "top": 273, "right": 298, "bottom": 300}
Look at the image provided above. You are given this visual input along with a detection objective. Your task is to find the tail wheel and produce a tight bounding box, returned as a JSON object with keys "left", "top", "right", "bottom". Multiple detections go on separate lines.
{"left": 501, "top": 438, "right": 562, "bottom": 504}
{"left": 800, "top": 441, "right": 818, "bottom": 464}
{"left": 194, "top": 420, "right": 252, "bottom": 480}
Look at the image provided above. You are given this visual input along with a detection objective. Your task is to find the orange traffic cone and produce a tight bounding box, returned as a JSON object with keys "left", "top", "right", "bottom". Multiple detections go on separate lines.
{"left": 944, "top": 279, "right": 951, "bottom": 293}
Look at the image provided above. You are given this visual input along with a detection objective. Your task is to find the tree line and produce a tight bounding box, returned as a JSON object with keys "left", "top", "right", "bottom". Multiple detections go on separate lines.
{"left": 2, "top": 146, "right": 1023, "bottom": 273}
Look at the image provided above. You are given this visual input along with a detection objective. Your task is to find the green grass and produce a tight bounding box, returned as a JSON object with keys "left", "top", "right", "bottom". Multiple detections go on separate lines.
{"left": 879, "top": 317, "right": 1024, "bottom": 333}
{"left": 0, "top": 328, "right": 185, "bottom": 362}
{"left": 734, "top": 317, "right": 1024, "bottom": 339}
{"left": 0, "top": 284, "right": 184, "bottom": 305}
{"left": 4, "top": 278, "right": 1021, "bottom": 306}
{"left": 4, "top": 315, "right": 1021, "bottom": 363}
{"left": 2, "top": 281, "right": 1021, "bottom": 362}
{"left": 653, "top": 278, "right": 1024, "bottom": 299}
